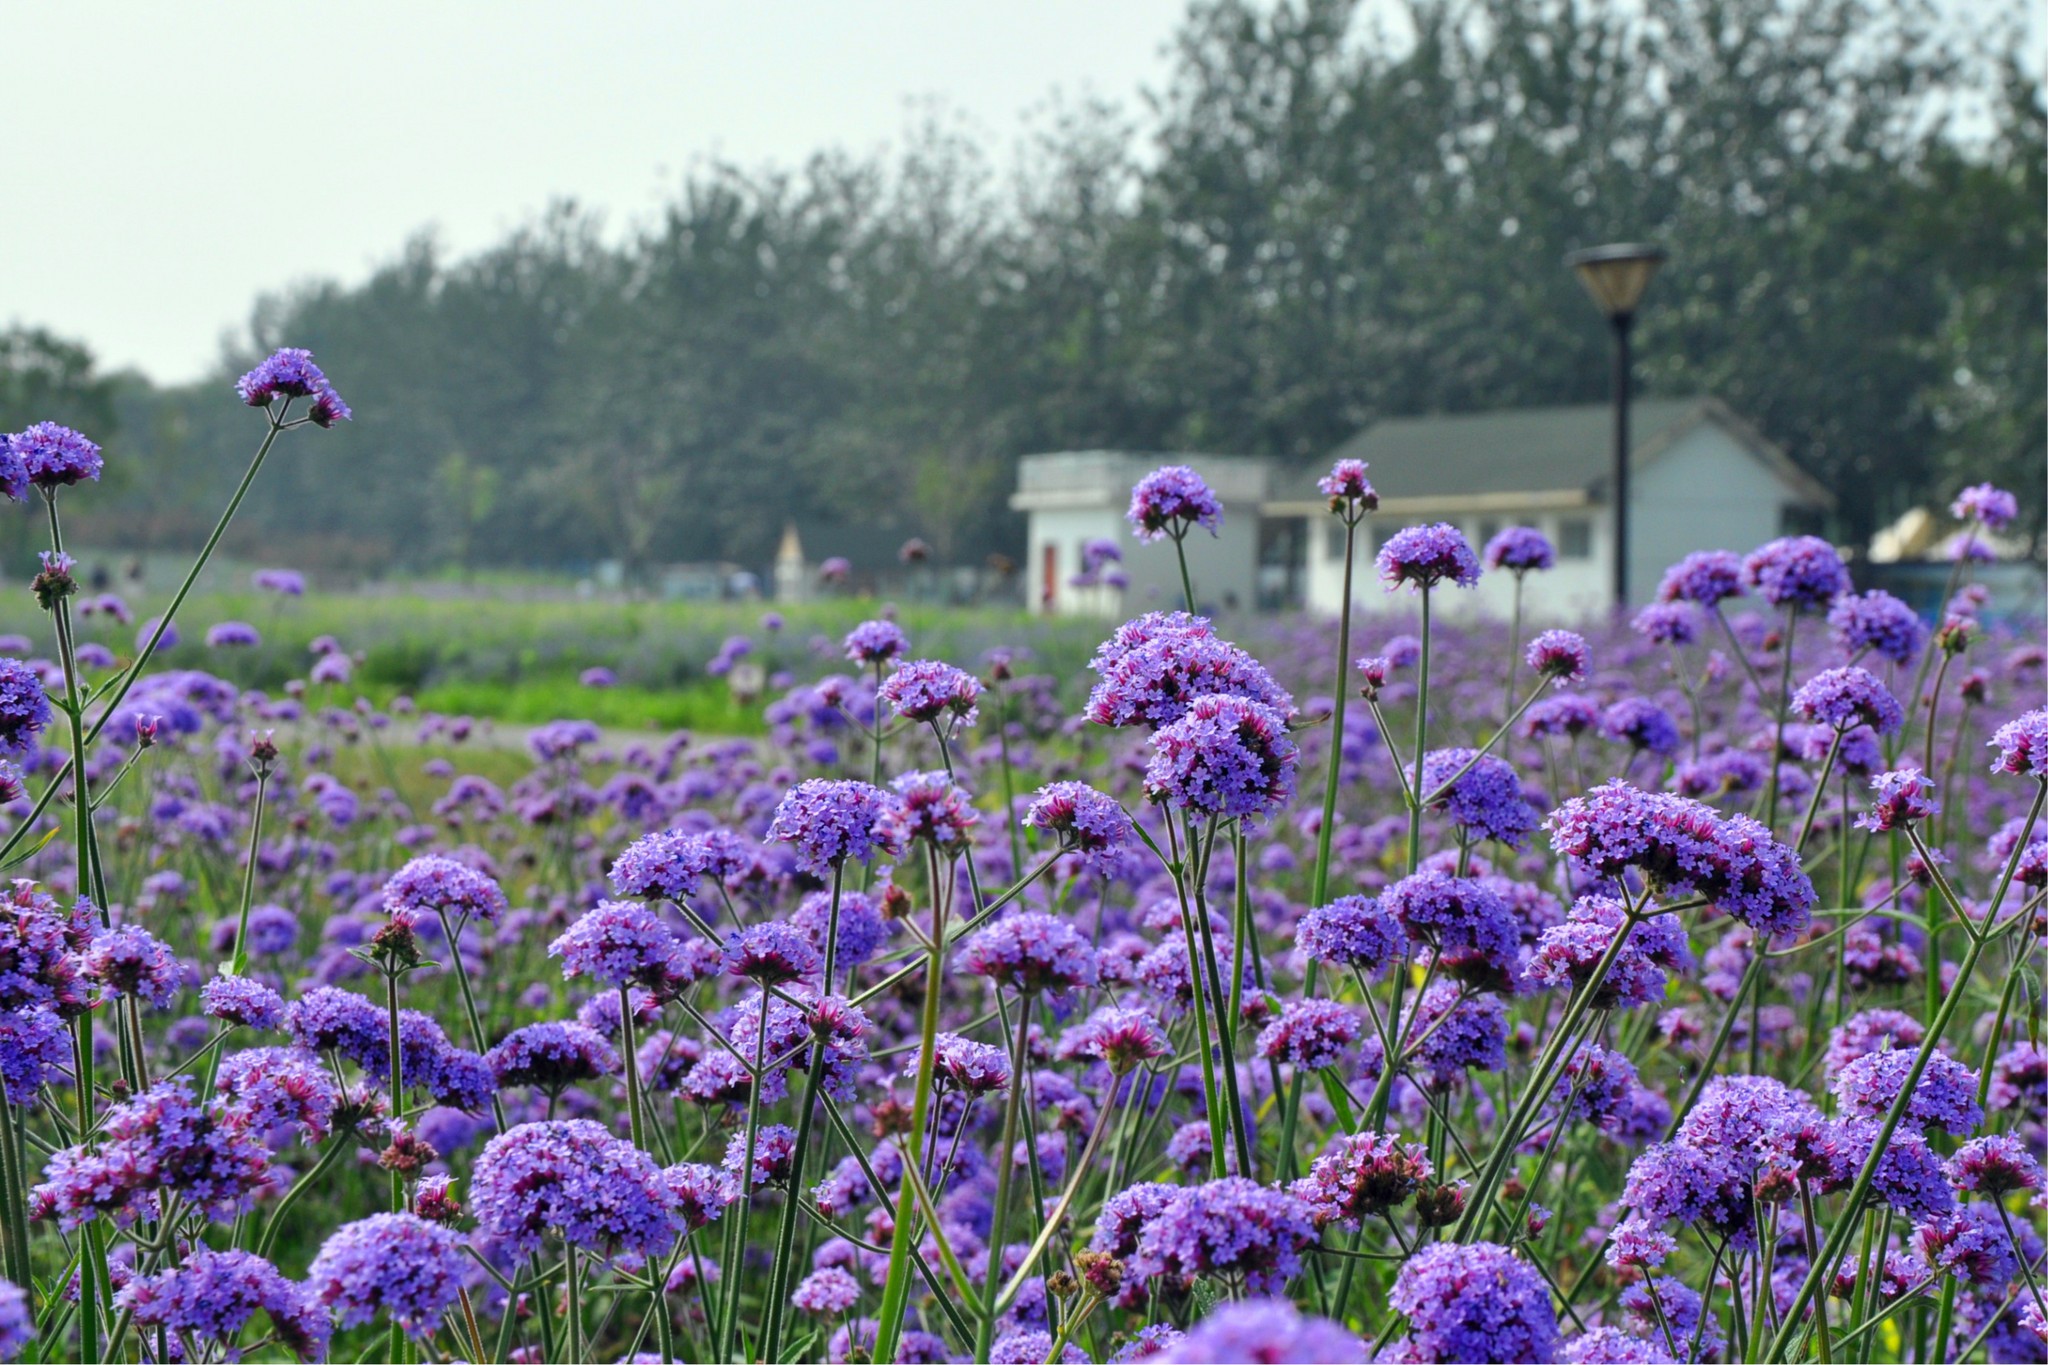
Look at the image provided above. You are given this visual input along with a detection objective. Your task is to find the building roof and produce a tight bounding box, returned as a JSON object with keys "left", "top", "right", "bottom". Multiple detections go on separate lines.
{"left": 1275, "top": 397, "right": 1832, "bottom": 514}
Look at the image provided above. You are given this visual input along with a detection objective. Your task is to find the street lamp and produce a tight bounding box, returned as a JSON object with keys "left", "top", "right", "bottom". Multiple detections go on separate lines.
{"left": 1564, "top": 242, "right": 1666, "bottom": 607}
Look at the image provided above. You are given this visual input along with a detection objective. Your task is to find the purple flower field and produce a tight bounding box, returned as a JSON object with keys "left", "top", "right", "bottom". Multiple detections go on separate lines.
{"left": 0, "top": 356, "right": 2038, "bottom": 1363}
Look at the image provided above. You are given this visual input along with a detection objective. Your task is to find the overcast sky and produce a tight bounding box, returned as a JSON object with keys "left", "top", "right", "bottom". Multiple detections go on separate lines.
{"left": 1, "top": 1, "right": 1194, "bottom": 384}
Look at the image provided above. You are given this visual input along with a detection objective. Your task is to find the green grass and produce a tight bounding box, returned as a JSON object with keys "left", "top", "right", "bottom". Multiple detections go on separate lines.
{"left": 407, "top": 676, "right": 766, "bottom": 734}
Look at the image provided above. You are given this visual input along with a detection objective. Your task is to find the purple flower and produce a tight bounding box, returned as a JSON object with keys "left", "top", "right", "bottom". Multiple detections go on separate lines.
{"left": 1143, "top": 693, "right": 1298, "bottom": 822}
{"left": 36, "top": 1078, "right": 270, "bottom": 1229}
{"left": 1319, "top": 459, "right": 1378, "bottom": 510}
{"left": 960, "top": 912, "right": 1101, "bottom": 994}
{"left": 120, "top": 1248, "right": 326, "bottom": 1362}
{"left": 993, "top": 1331, "right": 1088, "bottom": 1364}
{"left": 1558, "top": 1327, "right": 1674, "bottom": 1364}
{"left": 724, "top": 1123, "right": 799, "bottom": 1189}
{"left": 1631, "top": 602, "right": 1699, "bottom": 647}
{"left": 1127, "top": 465, "right": 1223, "bottom": 541}
{"left": 1952, "top": 482, "right": 2019, "bottom": 530}
{"left": 1946, "top": 1134, "right": 2043, "bottom": 1196}
{"left": 1525, "top": 895, "right": 1693, "bottom": 1009}
{"left": 722, "top": 921, "right": 822, "bottom": 986}
{"left": 1828, "top": 590, "right": 1925, "bottom": 666}
{"left": 1832, "top": 1047, "right": 1982, "bottom": 1135}
{"left": 549, "top": 899, "right": 688, "bottom": 992}
{"left": 1619, "top": 1277, "right": 1720, "bottom": 1360}
{"left": 843, "top": 619, "right": 908, "bottom": 665}
{"left": 1484, "top": 526, "right": 1555, "bottom": 572}
{"left": 874, "top": 770, "right": 979, "bottom": 852}
{"left": 0, "top": 1007, "right": 68, "bottom": 1105}
{"left": 1085, "top": 612, "right": 1293, "bottom": 729}
{"left": 1600, "top": 697, "right": 1681, "bottom": 755}
{"left": 1657, "top": 550, "right": 1745, "bottom": 607}
{"left": 1024, "top": 782, "right": 1134, "bottom": 867}
{"left": 204, "top": 620, "right": 261, "bottom": 648}
{"left": 611, "top": 827, "right": 749, "bottom": 902}
{"left": 791, "top": 889, "right": 890, "bottom": 971}
{"left": 1401, "top": 981, "right": 1508, "bottom": 1083}
{"left": 1380, "top": 872, "right": 1520, "bottom": 993}
{"left": 1056, "top": 1006, "right": 1169, "bottom": 1073}
{"left": 665, "top": 1162, "right": 734, "bottom": 1231}
{"left": 486, "top": 1021, "right": 620, "bottom": 1093}
{"left": 1836, "top": 1119, "right": 1954, "bottom": 1221}
{"left": 237, "top": 348, "right": 350, "bottom": 427}
{"left": 878, "top": 659, "right": 982, "bottom": 727}
{"left": 1525, "top": 629, "right": 1589, "bottom": 682}
{"left": 1823, "top": 1009, "right": 1925, "bottom": 1080}
{"left": 1988, "top": 708, "right": 2048, "bottom": 778}
{"left": 0, "top": 661, "right": 51, "bottom": 755}
{"left": 1377, "top": 524, "right": 1481, "bottom": 592}
{"left": 1157, "top": 1299, "right": 1366, "bottom": 1363}
{"left": 383, "top": 854, "right": 507, "bottom": 925}
{"left": 1419, "top": 748, "right": 1539, "bottom": 848}
{"left": 1857, "top": 768, "right": 1938, "bottom": 832}
{"left": 1295, "top": 895, "right": 1404, "bottom": 978}
{"left": 792, "top": 1265, "right": 862, "bottom": 1315}
{"left": 252, "top": 568, "right": 306, "bottom": 596}
{"left": 307, "top": 1213, "right": 464, "bottom": 1339}
{"left": 1617, "top": 1144, "right": 1750, "bottom": 1250}
{"left": 1547, "top": 782, "right": 1816, "bottom": 939}
{"left": 1255, "top": 998, "right": 1360, "bottom": 1071}
{"left": 1386, "top": 1241, "right": 1559, "bottom": 1364}
{"left": 1288, "top": 1130, "right": 1431, "bottom": 1229}
{"left": 1138, "top": 1177, "right": 1318, "bottom": 1295}
{"left": 82, "top": 925, "right": 180, "bottom": 1008}
{"left": 6, "top": 422, "right": 102, "bottom": 488}
{"left": 1792, "top": 665, "right": 1904, "bottom": 736}
{"left": 216, "top": 1046, "right": 338, "bottom": 1143}
{"left": 1522, "top": 699, "right": 1606, "bottom": 749}
{"left": 1742, "top": 535, "right": 1849, "bottom": 610}
{"left": 472, "top": 1119, "right": 677, "bottom": 1257}
{"left": 768, "top": 780, "right": 901, "bottom": 875}
{"left": 914, "top": 1033, "right": 1010, "bottom": 1096}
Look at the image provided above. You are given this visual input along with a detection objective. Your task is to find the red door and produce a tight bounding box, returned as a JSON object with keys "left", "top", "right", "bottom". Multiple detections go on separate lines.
{"left": 1041, "top": 544, "right": 1057, "bottom": 613}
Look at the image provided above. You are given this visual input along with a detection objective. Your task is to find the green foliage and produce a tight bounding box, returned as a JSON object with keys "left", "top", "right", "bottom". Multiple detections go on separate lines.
{"left": 55, "top": 0, "right": 2048, "bottom": 568}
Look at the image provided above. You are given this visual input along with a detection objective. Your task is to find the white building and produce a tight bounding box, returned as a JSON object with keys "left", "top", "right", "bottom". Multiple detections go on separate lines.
{"left": 1010, "top": 398, "right": 1834, "bottom": 620}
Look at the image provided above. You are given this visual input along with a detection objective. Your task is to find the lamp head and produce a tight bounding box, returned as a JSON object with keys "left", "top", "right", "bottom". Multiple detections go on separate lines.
{"left": 1564, "top": 243, "right": 1667, "bottom": 321}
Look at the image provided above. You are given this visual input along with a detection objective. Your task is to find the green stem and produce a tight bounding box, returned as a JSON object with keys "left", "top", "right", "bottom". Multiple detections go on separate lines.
{"left": 620, "top": 984, "right": 647, "bottom": 1152}
{"left": 974, "top": 990, "right": 1034, "bottom": 1361}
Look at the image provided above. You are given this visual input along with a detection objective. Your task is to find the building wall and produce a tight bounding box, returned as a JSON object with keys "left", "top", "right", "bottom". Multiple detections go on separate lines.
{"left": 1298, "top": 425, "right": 1804, "bottom": 620}
{"left": 1632, "top": 425, "right": 1796, "bottom": 599}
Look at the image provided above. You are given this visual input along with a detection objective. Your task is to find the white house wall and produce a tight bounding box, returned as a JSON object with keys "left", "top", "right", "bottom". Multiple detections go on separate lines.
{"left": 1304, "top": 509, "right": 1611, "bottom": 621}
{"left": 1632, "top": 425, "right": 1794, "bottom": 598}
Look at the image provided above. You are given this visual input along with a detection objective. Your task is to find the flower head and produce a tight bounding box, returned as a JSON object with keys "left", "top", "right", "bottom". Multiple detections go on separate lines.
{"left": 1792, "top": 666, "right": 1904, "bottom": 736}
{"left": 307, "top": 1213, "right": 464, "bottom": 1339}
{"left": 1485, "top": 526, "right": 1555, "bottom": 572}
{"left": 1137, "top": 1177, "right": 1318, "bottom": 1295}
{"left": 1127, "top": 465, "right": 1222, "bottom": 541}
{"left": 1318, "top": 459, "right": 1378, "bottom": 512}
{"left": 1419, "top": 748, "right": 1539, "bottom": 848}
{"left": 1989, "top": 709, "right": 2048, "bottom": 778}
{"left": 878, "top": 660, "right": 982, "bottom": 728}
{"left": 1525, "top": 895, "right": 1693, "bottom": 1009}
{"left": 1387, "top": 1241, "right": 1559, "bottom": 1364}
{"left": 842, "top": 620, "right": 908, "bottom": 665}
{"left": 1631, "top": 602, "right": 1699, "bottom": 646}
{"left": 0, "top": 662, "right": 50, "bottom": 756}
{"left": 914, "top": 1033, "right": 1010, "bottom": 1096}
{"left": 383, "top": 854, "right": 507, "bottom": 925}
{"left": 1658, "top": 550, "right": 1745, "bottom": 607}
{"left": 768, "top": 779, "right": 901, "bottom": 875}
{"left": 1525, "top": 629, "right": 1589, "bottom": 683}
{"left": 236, "top": 349, "right": 349, "bottom": 427}
{"left": 873, "top": 771, "right": 978, "bottom": 852}
{"left": 1144, "top": 693, "right": 1298, "bottom": 822}
{"left": 722, "top": 921, "right": 822, "bottom": 987}
{"left": 1158, "top": 1299, "right": 1365, "bottom": 1363}
{"left": 549, "top": 900, "right": 689, "bottom": 992}
{"left": 486, "top": 1021, "right": 620, "bottom": 1094}
{"left": 1832, "top": 1047, "right": 1982, "bottom": 1135}
{"left": 1857, "top": 768, "right": 1938, "bottom": 833}
{"left": 1742, "top": 535, "right": 1849, "bottom": 610}
{"left": 1023, "top": 782, "right": 1134, "bottom": 867}
{"left": 120, "top": 1248, "right": 326, "bottom": 1362}
{"left": 960, "top": 912, "right": 1101, "bottom": 994}
{"left": 1296, "top": 895, "right": 1404, "bottom": 978}
{"left": 1056, "top": 1006, "right": 1169, "bottom": 1072}
{"left": 1828, "top": 590, "right": 1925, "bottom": 666}
{"left": 82, "top": 925, "right": 180, "bottom": 1008}
{"left": 1255, "top": 997, "right": 1360, "bottom": 1071}
{"left": 471, "top": 1119, "right": 677, "bottom": 1257}
{"left": 6, "top": 422, "right": 102, "bottom": 489}
{"left": 1085, "top": 613, "right": 1293, "bottom": 730}
{"left": 1952, "top": 482, "right": 2019, "bottom": 530}
{"left": 1377, "top": 524, "right": 1481, "bottom": 592}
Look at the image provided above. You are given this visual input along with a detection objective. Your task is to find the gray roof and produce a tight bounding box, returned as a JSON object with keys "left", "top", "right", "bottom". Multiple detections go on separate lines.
{"left": 1313, "top": 397, "right": 1833, "bottom": 509}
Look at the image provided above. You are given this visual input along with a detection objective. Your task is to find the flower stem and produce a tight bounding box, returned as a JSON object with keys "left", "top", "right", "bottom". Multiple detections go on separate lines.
{"left": 973, "top": 988, "right": 1034, "bottom": 1361}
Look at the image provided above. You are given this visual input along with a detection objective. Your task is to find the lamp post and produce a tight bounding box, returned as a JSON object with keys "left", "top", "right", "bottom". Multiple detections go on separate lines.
{"left": 1564, "top": 242, "right": 1666, "bottom": 607}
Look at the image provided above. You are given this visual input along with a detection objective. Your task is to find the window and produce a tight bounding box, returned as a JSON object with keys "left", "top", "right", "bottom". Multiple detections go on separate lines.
{"left": 1325, "top": 522, "right": 1346, "bottom": 560}
{"left": 1558, "top": 518, "right": 1593, "bottom": 560}
{"left": 1476, "top": 518, "right": 1502, "bottom": 550}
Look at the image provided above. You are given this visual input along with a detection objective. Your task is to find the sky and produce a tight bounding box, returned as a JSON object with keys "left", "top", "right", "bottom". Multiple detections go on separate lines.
{"left": 1, "top": 1, "right": 1194, "bottom": 384}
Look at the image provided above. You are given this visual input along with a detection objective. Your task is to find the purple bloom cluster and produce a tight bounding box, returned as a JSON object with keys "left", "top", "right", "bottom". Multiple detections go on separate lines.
{"left": 960, "top": 912, "right": 1101, "bottom": 994}
{"left": 1137, "top": 1176, "right": 1319, "bottom": 1295}
{"left": 1741, "top": 535, "right": 1850, "bottom": 609}
{"left": 1484, "top": 526, "right": 1555, "bottom": 572}
{"left": 768, "top": 779, "right": 900, "bottom": 874}
{"left": 1143, "top": 693, "right": 1299, "bottom": 821}
{"left": 0, "top": 662, "right": 50, "bottom": 756}
{"left": 878, "top": 659, "right": 982, "bottom": 727}
{"left": 1085, "top": 612, "right": 1294, "bottom": 729}
{"left": 471, "top": 1119, "right": 679, "bottom": 1257}
{"left": 1828, "top": 589, "right": 1925, "bottom": 665}
{"left": 1420, "top": 748, "right": 1539, "bottom": 848}
{"left": 120, "top": 1247, "right": 326, "bottom": 1361}
{"left": 1792, "top": 665, "right": 1904, "bottom": 736}
{"left": 383, "top": 853, "right": 508, "bottom": 924}
{"left": 1295, "top": 894, "right": 1404, "bottom": 978}
{"left": 236, "top": 347, "right": 350, "bottom": 425}
{"left": 1547, "top": 782, "right": 1817, "bottom": 938}
{"left": 1377, "top": 523, "right": 1481, "bottom": 592}
{"left": 1657, "top": 549, "right": 1745, "bottom": 606}
{"left": 1387, "top": 1241, "right": 1559, "bottom": 1364}
{"left": 307, "top": 1213, "right": 464, "bottom": 1339}
{"left": 1127, "top": 465, "right": 1223, "bottom": 541}
{"left": 1023, "top": 781, "right": 1134, "bottom": 867}
{"left": 4, "top": 422, "right": 103, "bottom": 489}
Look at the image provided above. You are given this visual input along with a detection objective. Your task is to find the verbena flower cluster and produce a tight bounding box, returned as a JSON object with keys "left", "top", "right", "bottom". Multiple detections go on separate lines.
{"left": 0, "top": 396, "right": 2032, "bottom": 1365}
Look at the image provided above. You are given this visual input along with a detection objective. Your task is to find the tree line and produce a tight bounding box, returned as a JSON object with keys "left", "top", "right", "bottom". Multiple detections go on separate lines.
{"left": 11, "top": 0, "right": 2043, "bottom": 580}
